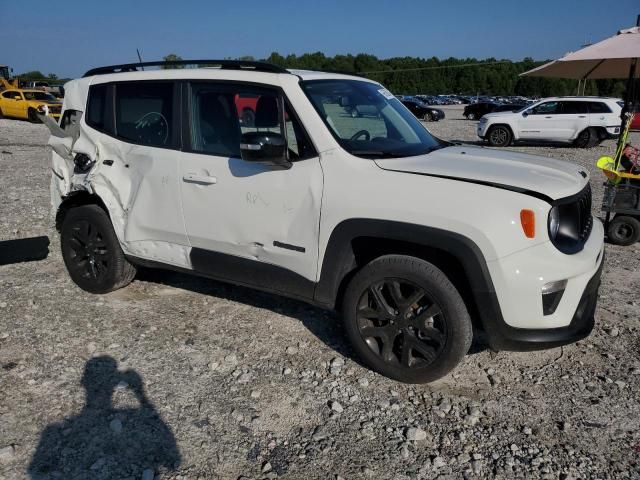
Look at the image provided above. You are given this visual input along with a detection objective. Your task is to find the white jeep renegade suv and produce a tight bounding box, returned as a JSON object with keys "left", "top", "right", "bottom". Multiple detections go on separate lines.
{"left": 47, "top": 60, "right": 605, "bottom": 383}
{"left": 477, "top": 96, "right": 622, "bottom": 148}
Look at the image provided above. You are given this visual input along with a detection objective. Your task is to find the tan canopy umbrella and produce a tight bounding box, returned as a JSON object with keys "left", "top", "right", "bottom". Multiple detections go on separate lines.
{"left": 520, "top": 26, "right": 640, "bottom": 80}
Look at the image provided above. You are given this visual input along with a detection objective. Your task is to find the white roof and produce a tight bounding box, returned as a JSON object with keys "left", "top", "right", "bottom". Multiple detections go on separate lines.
{"left": 540, "top": 96, "right": 622, "bottom": 102}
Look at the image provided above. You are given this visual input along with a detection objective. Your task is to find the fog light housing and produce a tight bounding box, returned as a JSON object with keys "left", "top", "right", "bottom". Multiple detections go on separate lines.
{"left": 541, "top": 279, "right": 567, "bottom": 315}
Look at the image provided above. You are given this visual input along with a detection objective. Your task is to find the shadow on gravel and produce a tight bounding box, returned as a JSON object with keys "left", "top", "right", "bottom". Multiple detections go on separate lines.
{"left": 27, "top": 356, "right": 181, "bottom": 479}
{"left": 136, "top": 267, "right": 357, "bottom": 361}
{"left": 0, "top": 236, "right": 49, "bottom": 266}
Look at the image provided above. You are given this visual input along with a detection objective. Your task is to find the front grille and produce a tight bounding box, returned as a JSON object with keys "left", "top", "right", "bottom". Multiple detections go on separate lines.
{"left": 576, "top": 183, "right": 593, "bottom": 243}
{"left": 551, "top": 183, "right": 593, "bottom": 255}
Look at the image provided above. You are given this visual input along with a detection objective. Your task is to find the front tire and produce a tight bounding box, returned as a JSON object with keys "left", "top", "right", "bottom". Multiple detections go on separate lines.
{"left": 607, "top": 215, "right": 640, "bottom": 246}
{"left": 61, "top": 205, "right": 137, "bottom": 293}
{"left": 487, "top": 125, "right": 512, "bottom": 147}
{"left": 423, "top": 112, "right": 433, "bottom": 122}
{"left": 342, "top": 255, "right": 472, "bottom": 383}
{"left": 467, "top": 112, "right": 477, "bottom": 120}
{"left": 28, "top": 108, "right": 41, "bottom": 123}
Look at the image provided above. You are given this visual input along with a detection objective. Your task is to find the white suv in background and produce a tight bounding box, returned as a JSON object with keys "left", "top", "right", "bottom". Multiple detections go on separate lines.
{"left": 46, "top": 61, "right": 604, "bottom": 383}
{"left": 477, "top": 97, "right": 622, "bottom": 147}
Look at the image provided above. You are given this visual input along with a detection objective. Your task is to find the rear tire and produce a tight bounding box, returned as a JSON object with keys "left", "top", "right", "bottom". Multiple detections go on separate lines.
{"left": 487, "top": 125, "right": 512, "bottom": 147}
{"left": 341, "top": 255, "right": 472, "bottom": 383}
{"left": 0, "top": 107, "right": 4, "bottom": 119}
{"left": 28, "top": 108, "right": 41, "bottom": 123}
{"left": 61, "top": 205, "right": 137, "bottom": 293}
{"left": 607, "top": 215, "right": 640, "bottom": 246}
{"left": 574, "top": 128, "right": 599, "bottom": 148}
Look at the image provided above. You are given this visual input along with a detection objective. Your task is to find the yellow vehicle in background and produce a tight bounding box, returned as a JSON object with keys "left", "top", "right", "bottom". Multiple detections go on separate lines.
{"left": 0, "top": 89, "right": 62, "bottom": 122}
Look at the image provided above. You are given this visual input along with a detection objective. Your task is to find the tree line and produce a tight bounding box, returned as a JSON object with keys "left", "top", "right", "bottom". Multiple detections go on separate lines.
{"left": 259, "top": 52, "right": 626, "bottom": 98}
{"left": 19, "top": 53, "right": 627, "bottom": 98}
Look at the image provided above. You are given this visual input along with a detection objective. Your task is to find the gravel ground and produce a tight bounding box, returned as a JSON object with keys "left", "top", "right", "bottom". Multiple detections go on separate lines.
{"left": 0, "top": 106, "right": 639, "bottom": 480}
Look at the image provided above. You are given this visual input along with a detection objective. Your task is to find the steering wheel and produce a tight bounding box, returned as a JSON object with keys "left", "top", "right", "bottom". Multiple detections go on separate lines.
{"left": 134, "top": 112, "right": 169, "bottom": 145}
{"left": 350, "top": 130, "right": 370, "bottom": 141}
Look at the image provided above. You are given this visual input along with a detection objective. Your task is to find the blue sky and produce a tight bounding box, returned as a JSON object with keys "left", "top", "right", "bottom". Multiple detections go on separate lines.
{"left": 1, "top": 0, "right": 637, "bottom": 77}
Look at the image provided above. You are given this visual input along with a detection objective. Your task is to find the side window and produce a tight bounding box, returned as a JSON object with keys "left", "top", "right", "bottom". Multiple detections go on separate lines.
{"left": 531, "top": 101, "right": 559, "bottom": 115}
{"left": 115, "top": 82, "right": 174, "bottom": 147}
{"left": 284, "top": 104, "right": 316, "bottom": 160}
{"left": 588, "top": 102, "right": 611, "bottom": 114}
{"left": 86, "top": 84, "right": 110, "bottom": 132}
{"left": 189, "top": 83, "right": 315, "bottom": 160}
{"left": 2, "top": 91, "right": 21, "bottom": 100}
{"left": 561, "top": 102, "right": 588, "bottom": 114}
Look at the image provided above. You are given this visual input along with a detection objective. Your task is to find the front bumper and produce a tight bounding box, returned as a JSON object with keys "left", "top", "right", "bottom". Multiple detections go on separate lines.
{"left": 477, "top": 122, "right": 488, "bottom": 139}
{"left": 481, "top": 218, "right": 605, "bottom": 351}
{"left": 605, "top": 125, "right": 620, "bottom": 138}
{"left": 484, "top": 250, "right": 603, "bottom": 351}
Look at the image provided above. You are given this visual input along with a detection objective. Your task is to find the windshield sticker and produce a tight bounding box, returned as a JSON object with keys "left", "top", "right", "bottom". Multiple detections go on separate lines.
{"left": 378, "top": 88, "right": 395, "bottom": 100}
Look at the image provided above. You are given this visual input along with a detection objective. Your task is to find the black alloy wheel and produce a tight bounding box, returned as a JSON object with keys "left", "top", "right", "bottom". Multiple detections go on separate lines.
{"left": 355, "top": 278, "right": 447, "bottom": 368}
{"left": 342, "top": 255, "right": 472, "bottom": 383}
{"left": 61, "top": 205, "right": 136, "bottom": 293}
{"left": 66, "top": 219, "right": 110, "bottom": 283}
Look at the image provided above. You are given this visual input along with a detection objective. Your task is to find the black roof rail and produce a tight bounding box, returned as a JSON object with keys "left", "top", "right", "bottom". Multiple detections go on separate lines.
{"left": 83, "top": 60, "right": 289, "bottom": 78}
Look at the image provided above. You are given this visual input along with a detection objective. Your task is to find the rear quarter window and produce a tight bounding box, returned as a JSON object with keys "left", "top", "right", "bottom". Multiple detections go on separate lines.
{"left": 86, "top": 84, "right": 113, "bottom": 133}
{"left": 588, "top": 102, "right": 612, "bottom": 114}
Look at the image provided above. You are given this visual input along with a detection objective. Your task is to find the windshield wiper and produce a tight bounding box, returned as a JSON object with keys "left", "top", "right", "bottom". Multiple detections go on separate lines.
{"left": 349, "top": 150, "right": 397, "bottom": 158}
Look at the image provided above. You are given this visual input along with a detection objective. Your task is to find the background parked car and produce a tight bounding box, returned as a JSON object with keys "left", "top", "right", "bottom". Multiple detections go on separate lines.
{"left": 463, "top": 102, "right": 497, "bottom": 120}
{"left": 400, "top": 97, "right": 445, "bottom": 121}
{"left": 0, "top": 89, "right": 62, "bottom": 122}
{"left": 477, "top": 97, "right": 622, "bottom": 148}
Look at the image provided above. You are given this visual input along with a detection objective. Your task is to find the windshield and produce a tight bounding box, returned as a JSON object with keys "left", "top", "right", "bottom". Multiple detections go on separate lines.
{"left": 23, "top": 91, "right": 58, "bottom": 102}
{"left": 301, "top": 79, "right": 445, "bottom": 158}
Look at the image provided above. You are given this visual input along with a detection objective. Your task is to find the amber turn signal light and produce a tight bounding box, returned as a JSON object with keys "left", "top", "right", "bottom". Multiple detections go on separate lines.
{"left": 520, "top": 209, "right": 535, "bottom": 238}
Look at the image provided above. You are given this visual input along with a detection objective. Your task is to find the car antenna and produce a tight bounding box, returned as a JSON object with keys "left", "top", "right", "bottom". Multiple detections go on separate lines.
{"left": 136, "top": 49, "right": 145, "bottom": 71}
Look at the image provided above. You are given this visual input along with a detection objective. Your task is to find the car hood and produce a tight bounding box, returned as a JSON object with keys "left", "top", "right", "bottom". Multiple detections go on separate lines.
{"left": 374, "top": 145, "right": 588, "bottom": 201}
{"left": 483, "top": 111, "right": 517, "bottom": 119}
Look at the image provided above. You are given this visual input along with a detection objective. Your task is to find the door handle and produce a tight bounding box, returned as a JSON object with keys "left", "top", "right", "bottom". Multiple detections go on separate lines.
{"left": 183, "top": 173, "right": 217, "bottom": 185}
{"left": 578, "top": 115, "right": 587, "bottom": 118}
{"left": 545, "top": 116, "right": 552, "bottom": 118}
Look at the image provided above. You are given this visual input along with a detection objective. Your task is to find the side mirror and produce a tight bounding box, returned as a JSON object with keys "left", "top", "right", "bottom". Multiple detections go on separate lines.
{"left": 522, "top": 111, "right": 529, "bottom": 117}
{"left": 240, "top": 131, "right": 291, "bottom": 169}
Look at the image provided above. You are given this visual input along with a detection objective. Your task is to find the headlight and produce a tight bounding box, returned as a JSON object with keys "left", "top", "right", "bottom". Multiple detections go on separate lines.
{"left": 548, "top": 206, "right": 560, "bottom": 241}
{"left": 36, "top": 105, "right": 46, "bottom": 112}
{"left": 479, "top": 117, "right": 488, "bottom": 124}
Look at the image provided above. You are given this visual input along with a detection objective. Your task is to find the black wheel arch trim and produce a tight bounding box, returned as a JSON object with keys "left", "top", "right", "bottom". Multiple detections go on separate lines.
{"left": 315, "top": 219, "right": 497, "bottom": 310}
